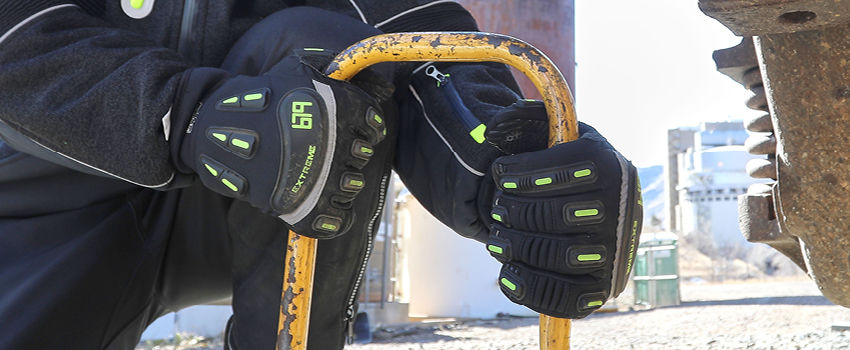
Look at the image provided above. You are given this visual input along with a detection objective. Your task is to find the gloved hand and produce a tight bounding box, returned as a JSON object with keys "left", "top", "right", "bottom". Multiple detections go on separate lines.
{"left": 173, "top": 56, "right": 389, "bottom": 239}
{"left": 483, "top": 100, "right": 643, "bottom": 319}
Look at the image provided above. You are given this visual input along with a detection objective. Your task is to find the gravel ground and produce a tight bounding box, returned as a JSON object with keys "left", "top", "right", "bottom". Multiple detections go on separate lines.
{"left": 347, "top": 280, "right": 850, "bottom": 350}
{"left": 136, "top": 280, "right": 850, "bottom": 349}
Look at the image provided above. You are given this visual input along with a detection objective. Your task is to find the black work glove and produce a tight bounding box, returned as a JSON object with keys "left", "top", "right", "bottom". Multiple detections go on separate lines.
{"left": 172, "top": 56, "right": 389, "bottom": 239}
{"left": 484, "top": 100, "right": 643, "bottom": 319}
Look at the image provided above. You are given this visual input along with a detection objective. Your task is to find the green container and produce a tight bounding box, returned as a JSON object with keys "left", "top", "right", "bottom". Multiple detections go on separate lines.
{"left": 633, "top": 232, "right": 680, "bottom": 307}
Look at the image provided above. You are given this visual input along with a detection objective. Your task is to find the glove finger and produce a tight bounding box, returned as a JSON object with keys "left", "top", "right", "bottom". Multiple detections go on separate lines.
{"left": 349, "top": 67, "right": 396, "bottom": 103}
{"left": 498, "top": 262, "right": 609, "bottom": 319}
{"left": 485, "top": 99, "right": 549, "bottom": 155}
{"left": 487, "top": 224, "right": 608, "bottom": 275}
{"left": 338, "top": 84, "right": 388, "bottom": 146}
{"left": 490, "top": 190, "right": 611, "bottom": 234}
{"left": 491, "top": 148, "right": 644, "bottom": 298}
{"left": 492, "top": 144, "right": 620, "bottom": 198}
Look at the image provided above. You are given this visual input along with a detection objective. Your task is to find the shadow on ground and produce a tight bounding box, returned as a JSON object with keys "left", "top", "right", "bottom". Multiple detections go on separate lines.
{"left": 369, "top": 317, "right": 539, "bottom": 344}
{"left": 366, "top": 295, "right": 835, "bottom": 344}
{"left": 581, "top": 295, "right": 834, "bottom": 321}
{"left": 678, "top": 295, "right": 833, "bottom": 307}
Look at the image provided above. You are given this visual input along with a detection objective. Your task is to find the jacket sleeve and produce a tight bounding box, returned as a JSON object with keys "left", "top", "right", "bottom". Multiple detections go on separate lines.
{"left": 319, "top": 0, "right": 525, "bottom": 241}
{"left": 0, "top": 1, "right": 197, "bottom": 188}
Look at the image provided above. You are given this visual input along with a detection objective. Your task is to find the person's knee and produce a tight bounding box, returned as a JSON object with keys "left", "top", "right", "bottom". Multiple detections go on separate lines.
{"left": 221, "top": 6, "right": 383, "bottom": 75}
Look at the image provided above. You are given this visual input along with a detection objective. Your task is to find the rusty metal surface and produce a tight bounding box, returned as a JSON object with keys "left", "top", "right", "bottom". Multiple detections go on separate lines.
{"left": 540, "top": 313, "right": 571, "bottom": 350}
{"left": 740, "top": 185, "right": 808, "bottom": 270}
{"left": 754, "top": 26, "right": 850, "bottom": 306}
{"left": 745, "top": 113, "right": 773, "bottom": 132}
{"left": 324, "top": 32, "right": 579, "bottom": 145}
{"left": 277, "top": 231, "right": 318, "bottom": 350}
{"left": 738, "top": 186, "right": 806, "bottom": 269}
{"left": 745, "top": 158, "right": 777, "bottom": 179}
{"left": 746, "top": 86, "right": 769, "bottom": 110}
{"left": 707, "top": 0, "right": 850, "bottom": 308}
{"left": 744, "top": 135, "right": 776, "bottom": 156}
{"left": 713, "top": 37, "right": 759, "bottom": 86}
{"left": 699, "top": 0, "right": 850, "bottom": 36}
{"left": 712, "top": 33, "right": 800, "bottom": 288}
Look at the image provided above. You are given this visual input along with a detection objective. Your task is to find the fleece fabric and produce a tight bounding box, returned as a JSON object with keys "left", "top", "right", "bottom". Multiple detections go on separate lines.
{"left": 0, "top": 1, "right": 528, "bottom": 349}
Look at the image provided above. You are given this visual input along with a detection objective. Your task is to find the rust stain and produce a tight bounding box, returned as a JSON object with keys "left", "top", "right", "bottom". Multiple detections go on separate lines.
{"left": 323, "top": 32, "right": 578, "bottom": 143}
{"left": 322, "top": 32, "right": 576, "bottom": 350}
{"left": 277, "top": 231, "right": 318, "bottom": 350}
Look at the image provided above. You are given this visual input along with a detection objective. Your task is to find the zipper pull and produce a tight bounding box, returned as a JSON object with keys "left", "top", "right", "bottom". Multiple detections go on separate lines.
{"left": 425, "top": 65, "right": 448, "bottom": 87}
{"left": 425, "top": 64, "right": 488, "bottom": 144}
{"left": 345, "top": 306, "right": 356, "bottom": 345}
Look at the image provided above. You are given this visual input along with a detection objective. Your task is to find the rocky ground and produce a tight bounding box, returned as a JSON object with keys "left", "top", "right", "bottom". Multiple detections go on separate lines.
{"left": 346, "top": 280, "right": 850, "bottom": 350}
{"left": 137, "top": 279, "right": 850, "bottom": 350}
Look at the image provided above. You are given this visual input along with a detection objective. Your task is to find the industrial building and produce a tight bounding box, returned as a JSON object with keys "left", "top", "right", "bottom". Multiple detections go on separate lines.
{"left": 666, "top": 121, "right": 767, "bottom": 250}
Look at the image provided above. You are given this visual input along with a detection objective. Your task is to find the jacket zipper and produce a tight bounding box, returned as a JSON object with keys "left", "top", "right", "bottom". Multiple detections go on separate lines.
{"left": 343, "top": 171, "right": 390, "bottom": 344}
{"left": 177, "top": 0, "right": 199, "bottom": 61}
{"left": 424, "top": 65, "right": 487, "bottom": 144}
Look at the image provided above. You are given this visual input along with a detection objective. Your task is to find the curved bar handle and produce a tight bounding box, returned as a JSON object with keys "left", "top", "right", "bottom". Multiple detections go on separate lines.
{"left": 324, "top": 32, "right": 579, "bottom": 145}
{"left": 325, "top": 32, "right": 577, "bottom": 350}
{"left": 279, "top": 32, "right": 578, "bottom": 350}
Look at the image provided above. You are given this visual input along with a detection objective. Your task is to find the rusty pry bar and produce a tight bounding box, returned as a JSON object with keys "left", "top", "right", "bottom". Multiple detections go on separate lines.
{"left": 277, "top": 231, "right": 317, "bottom": 350}
{"left": 324, "top": 32, "right": 579, "bottom": 146}
{"left": 278, "top": 32, "right": 578, "bottom": 350}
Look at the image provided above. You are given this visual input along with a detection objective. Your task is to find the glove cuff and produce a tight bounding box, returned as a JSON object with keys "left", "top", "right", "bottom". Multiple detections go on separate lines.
{"left": 169, "top": 67, "right": 232, "bottom": 175}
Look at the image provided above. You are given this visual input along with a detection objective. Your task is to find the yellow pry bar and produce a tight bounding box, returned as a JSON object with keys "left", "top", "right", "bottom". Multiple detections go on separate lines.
{"left": 280, "top": 32, "right": 579, "bottom": 350}
{"left": 324, "top": 32, "right": 579, "bottom": 146}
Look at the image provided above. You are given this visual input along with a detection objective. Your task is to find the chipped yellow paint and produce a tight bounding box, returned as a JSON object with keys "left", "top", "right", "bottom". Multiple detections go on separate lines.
{"left": 324, "top": 32, "right": 579, "bottom": 145}
{"left": 277, "top": 231, "right": 318, "bottom": 350}
{"left": 540, "top": 314, "right": 572, "bottom": 350}
{"left": 279, "top": 32, "right": 578, "bottom": 350}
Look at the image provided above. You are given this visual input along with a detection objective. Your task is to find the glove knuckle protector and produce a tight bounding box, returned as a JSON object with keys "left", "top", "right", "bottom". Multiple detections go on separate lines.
{"left": 180, "top": 59, "right": 391, "bottom": 239}
{"left": 487, "top": 125, "right": 643, "bottom": 318}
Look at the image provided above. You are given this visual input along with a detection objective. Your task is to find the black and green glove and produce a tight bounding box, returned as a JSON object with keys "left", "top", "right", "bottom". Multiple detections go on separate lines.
{"left": 172, "top": 56, "right": 388, "bottom": 239}
{"left": 484, "top": 100, "right": 643, "bottom": 319}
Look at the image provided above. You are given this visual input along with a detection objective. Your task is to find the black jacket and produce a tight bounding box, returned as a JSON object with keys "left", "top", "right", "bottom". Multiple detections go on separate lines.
{"left": 0, "top": 0, "right": 521, "bottom": 238}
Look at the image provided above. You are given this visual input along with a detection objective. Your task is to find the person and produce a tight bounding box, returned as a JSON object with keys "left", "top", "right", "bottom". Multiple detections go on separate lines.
{"left": 0, "top": 1, "right": 642, "bottom": 349}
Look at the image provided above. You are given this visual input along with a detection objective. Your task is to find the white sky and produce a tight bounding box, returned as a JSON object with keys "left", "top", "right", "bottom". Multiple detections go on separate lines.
{"left": 574, "top": 0, "right": 763, "bottom": 167}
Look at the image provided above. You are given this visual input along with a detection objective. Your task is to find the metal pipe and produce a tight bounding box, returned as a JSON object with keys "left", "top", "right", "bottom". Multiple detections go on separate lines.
{"left": 277, "top": 232, "right": 318, "bottom": 350}
{"left": 279, "top": 32, "right": 579, "bottom": 350}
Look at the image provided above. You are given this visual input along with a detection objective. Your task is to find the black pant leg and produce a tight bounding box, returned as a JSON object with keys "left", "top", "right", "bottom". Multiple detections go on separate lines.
{"left": 0, "top": 7, "right": 396, "bottom": 350}
{"left": 0, "top": 148, "right": 177, "bottom": 349}
{"left": 0, "top": 138, "right": 245, "bottom": 350}
{"left": 217, "top": 7, "right": 394, "bottom": 350}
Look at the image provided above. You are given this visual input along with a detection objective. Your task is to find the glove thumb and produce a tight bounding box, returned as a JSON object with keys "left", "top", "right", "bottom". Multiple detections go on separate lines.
{"left": 485, "top": 99, "right": 549, "bottom": 155}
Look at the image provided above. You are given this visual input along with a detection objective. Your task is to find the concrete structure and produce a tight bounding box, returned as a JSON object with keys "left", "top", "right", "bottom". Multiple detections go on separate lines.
{"left": 356, "top": 185, "right": 410, "bottom": 327}
{"left": 665, "top": 127, "right": 697, "bottom": 232}
{"left": 397, "top": 191, "right": 536, "bottom": 318}
{"left": 667, "top": 121, "right": 767, "bottom": 248}
{"left": 141, "top": 305, "right": 232, "bottom": 341}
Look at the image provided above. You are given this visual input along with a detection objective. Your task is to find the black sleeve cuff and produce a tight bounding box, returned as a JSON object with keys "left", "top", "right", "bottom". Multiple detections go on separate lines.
{"left": 378, "top": 2, "right": 479, "bottom": 33}
{"left": 169, "top": 67, "right": 232, "bottom": 175}
{"left": 0, "top": 0, "right": 71, "bottom": 35}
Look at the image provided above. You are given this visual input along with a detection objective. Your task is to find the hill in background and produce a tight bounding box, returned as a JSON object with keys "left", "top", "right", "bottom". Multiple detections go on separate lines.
{"left": 637, "top": 165, "right": 665, "bottom": 230}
